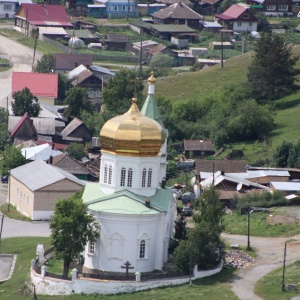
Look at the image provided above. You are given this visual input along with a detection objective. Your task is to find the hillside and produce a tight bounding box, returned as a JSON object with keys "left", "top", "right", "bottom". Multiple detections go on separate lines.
{"left": 155, "top": 45, "right": 300, "bottom": 165}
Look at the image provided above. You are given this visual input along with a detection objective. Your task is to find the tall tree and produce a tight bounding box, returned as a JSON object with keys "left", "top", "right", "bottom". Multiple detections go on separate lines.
{"left": 68, "top": 142, "right": 86, "bottom": 160}
{"left": 50, "top": 190, "right": 99, "bottom": 279}
{"left": 248, "top": 33, "right": 299, "bottom": 102}
{"left": 0, "top": 108, "right": 9, "bottom": 151}
{"left": 11, "top": 87, "right": 41, "bottom": 117}
{"left": 33, "top": 53, "right": 55, "bottom": 73}
{"left": 149, "top": 53, "right": 173, "bottom": 76}
{"left": 63, "top": 87, "right": 94, "bottom": 119}
{"left": 102, "top": 68, "right": 144, "bottom": 118}
{"left": 1, "top": 145, "right": 26, "bottom": 175}
{"left": 273, "top": 141, "right": 294, "bottom": 167}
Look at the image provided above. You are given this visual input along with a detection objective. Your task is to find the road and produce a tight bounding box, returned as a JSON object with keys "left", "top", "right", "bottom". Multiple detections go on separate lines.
{"left": 0, "top": 26, "right": 42, "bottom": 107}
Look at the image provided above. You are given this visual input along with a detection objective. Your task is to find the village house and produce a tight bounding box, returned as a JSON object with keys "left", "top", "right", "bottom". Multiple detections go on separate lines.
{"left": 0, "top": 0, "right": 31, "bottom": 18}
{"left": 14, "top": 3, "right": 73, "bottom": 36}
{"left": 105, "top": 0, "right": 137, "bottom": 18}
{"left": 9, "top": 159, "right": 85, "bottom": 220}
{"left": 215, "top": 4, "right": 258, "bottom": 32}
{"left": 151, "top": 2, "right": 203, "bottom": 29}
{"left": 184, "top": 139, "right": 215, "bottom": 158}
{"left": 12, "top": 72, "right": 58, "bottom": 106}
{"left": 53, "top": 53, "right": 93, "bottom": 73}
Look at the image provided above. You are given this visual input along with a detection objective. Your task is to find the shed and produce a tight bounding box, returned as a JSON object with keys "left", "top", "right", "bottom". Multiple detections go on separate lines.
{"left": 184, "top": 140, "right": 214, "bottom": 158}
{"left": 104, "top": 33, "right": 128, "bottom": 51}
{"left": 209, "top": 41, "right": 232, "bottom": 50}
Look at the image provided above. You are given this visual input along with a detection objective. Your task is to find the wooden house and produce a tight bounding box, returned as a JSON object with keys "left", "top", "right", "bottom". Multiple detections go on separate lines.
{"left": 59, "top": 117, "right": 92, "bottom": 144}
{"left": 53, "top": 54, "right": 93, "bottom": 73}
{"left": 65, "top": 29, "right": 99, "bottom": 45}
{"left": 105, "top": 0, "right": 137, "bottom": 18}
{"left": 215, "top": 4, "right": 258, "bottom": 32}
{"left": 262, "top": 0, "right": 293, "bottom": 16}
{"left": 10, "top": 112, "right": 38, "bottom": 141}
{"left": 150, "top": 24, "right": 197, "bottom": 41}
{"left": 52, "top": 153, "right": 90, "bottom": 180}
{"left": 103, "top": 33, "right": 128, "bottom": 51}
{"left": 151, "top": 2, "right": 203, "bottom": 29}
{"left": 14, "top": 4, "right": 73, "bottom": 36}
{"left": 184, "top": 140, "right": 214, "bottom": 158}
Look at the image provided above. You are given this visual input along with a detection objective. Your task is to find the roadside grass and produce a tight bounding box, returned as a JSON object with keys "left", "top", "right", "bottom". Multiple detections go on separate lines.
{"left": 0, "top": 57, "right": 11, "bottom": 71}
{"left": 0, "top": 237, "right": 238, "bottom": 300}
{"left": 223, "top": 210, "right": 300, "bottom": 237}
{"left": 255, "top": 260, "right": 300, "bottom": 300}
{"left": 0, "top": 203, "right": 31, "bottom": 221}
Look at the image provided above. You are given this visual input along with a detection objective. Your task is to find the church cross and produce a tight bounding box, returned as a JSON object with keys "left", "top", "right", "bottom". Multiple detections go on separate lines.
{"left": 130, "top": 77, "right": 142, "bottom": 98}
{"left": 121, "top": 261, "right": 134, "bottom": 279}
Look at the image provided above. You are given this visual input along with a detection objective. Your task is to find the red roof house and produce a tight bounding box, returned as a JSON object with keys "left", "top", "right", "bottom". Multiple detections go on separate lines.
{"left": 14, "top": 4, "right": 73, "bottom": 36}
{"left": 215, "top": 4, "right": 258, "bottom": 32}
{"left": 12, "top": 72, "right": 58, "bottom": 105}
{"left": 10, "top": 112, "right": 38, "bottom": 141}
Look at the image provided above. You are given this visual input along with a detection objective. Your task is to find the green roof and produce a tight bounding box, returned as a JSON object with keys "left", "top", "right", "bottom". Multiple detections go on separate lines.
{"left": 141, "top": 93, "right": 168, "bottom": 137}
{"left": 65, "top": 29, "right": 97, "bottom": 39}
{"left": 82, "top": 183, "right": 173, "bottom": 214}
{"left": 151, "top": 24, "right": 195, "bottom": 33}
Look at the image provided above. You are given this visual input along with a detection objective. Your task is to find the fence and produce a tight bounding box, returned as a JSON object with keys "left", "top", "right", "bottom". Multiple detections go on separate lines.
{"left": 82, "top": 270, "right": 190, "bottom": 281}
{"left": 92, "top": 53, "right": 139, "bottom": 63}
{"left": 41, "top": 36, "right": 77, "bottom": 54}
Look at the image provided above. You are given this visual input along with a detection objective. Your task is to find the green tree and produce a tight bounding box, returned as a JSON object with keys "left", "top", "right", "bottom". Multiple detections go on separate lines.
{"left": 173, "top": 222, "right": 225, "bottom": 272}
{"left": 1, "top": 145, "right": 26, "bottom": 175}
{"left": 247, "top": 33, "right": 299, "bottom": 102}
{"left": 193, "top": 186, "right": 224, "bottom": 233}
{"left": 50, "top": 190, "right": 99, "bottom": 279}
{"left": 219, "top": 0, "right": 238, "bottom": 12}
{"left": 64, "top": 87, "right": 94, "bottom": 118}
{"left": 80, "top": 110, "right": 105, "bottom": 136}
{"left": 33, "top": 53, "right": 55, "bottom": 73}
{"left": 68, "top": 143, "right": 86, "bottom": 160}
{"left": 273, "top": 141, "right": 294, "bottom": 167}
{"left": 0, "top": 108, "right": 9, "bottom": 151}
{"left": 149, "top": 53, "right": 173, "bottom": 76}
{"left": 58, "top": 73, "right": 71, "bottom": 101}
{"left": 166, "top": 160, "right": 177, "bottom": 180}
{"left": 168, "top": 214, "right": 188, "bottom": 255}
{"left": 102, "top": 68, "right": 144, "bottom": 118}
{"left": 11, "top": 87, "right": 41, "bottom": 117}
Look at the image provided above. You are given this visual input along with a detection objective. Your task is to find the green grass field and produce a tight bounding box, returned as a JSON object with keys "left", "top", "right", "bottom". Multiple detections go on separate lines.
{"left": 0, "top": 237, "right": 238, "bottom": 300}
{"left": 223, "top": 210, "right": 300, "bottom": 237}
{"left": 255, "top": 260, "right": 300, "bottom": 300}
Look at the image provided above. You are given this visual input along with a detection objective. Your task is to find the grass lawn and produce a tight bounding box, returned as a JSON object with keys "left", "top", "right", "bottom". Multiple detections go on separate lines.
{"left": 223, "top": 210, "right": 300, "bottom": 237}
{"left": 0, "top": 203, "right": 31, "bottom": 221}
{"left": 255, "top": 260, "right": 300, "bottom": 300}
{"left": 0, "top": 237, "right": 238, "bottom": 300}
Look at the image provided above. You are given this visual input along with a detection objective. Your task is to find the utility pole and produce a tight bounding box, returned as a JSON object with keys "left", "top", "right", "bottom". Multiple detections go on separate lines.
{"left": 32, "top": 28, "right": 39, "bottom": 72}
{"left": 221, "top": 31, "right": 224, "bottom": 68}
{"left": 247, "top": 204, "right": 251, "bottom": 250}
{"left": 189, "top": 242, "right": 193, "bottom": 285}
{"left": 139, "top": 28, "right": 143, "bottom": 79}
{"left": 0, "top": 214, "right": 4, "bottom": 253}
{"left": 282, "top": 241, "right": 287, "bottom": 291}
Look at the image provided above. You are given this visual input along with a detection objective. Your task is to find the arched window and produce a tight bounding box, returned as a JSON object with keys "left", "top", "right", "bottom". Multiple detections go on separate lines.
{"left": 120, "top": 168, "right": 126, "bottom": 186}
{"left": 127, "top": 168, "right": 133, "bottom": 187}
{"left": 104, "top": 164, "right": 108, "bottom": 184}
{"left": 147, "top": 168, "right": 152, "bottom": 187}
{"left": 139, "top": 240, "right": 146, "bottom": 259}
{"left": 142, "top": 168, "right": 146, "bottom": 187}
{"left": 108, "top": 165, "right": 112, "bottom": 184}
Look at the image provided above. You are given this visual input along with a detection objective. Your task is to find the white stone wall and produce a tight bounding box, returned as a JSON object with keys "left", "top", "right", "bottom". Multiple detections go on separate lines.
{"left": 31, "top": 262, "right": 223, "bottom": 295}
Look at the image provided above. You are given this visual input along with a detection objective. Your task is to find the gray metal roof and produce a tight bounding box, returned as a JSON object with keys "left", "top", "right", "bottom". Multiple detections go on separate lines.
{"left": 90, "top": 65, "right": 115, "bottom": 76}
{"left": 21, "top": 143, "right": 62, "bottom": 161}
{"left": 271, "top": 181, "right": 300, "bottom": 191}
{"left": 11, "top": 160, "right": 85, "bottom": 191}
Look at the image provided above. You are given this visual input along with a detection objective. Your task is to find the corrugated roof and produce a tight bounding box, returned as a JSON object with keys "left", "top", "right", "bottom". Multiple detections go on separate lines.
{"left": 106, "top": 33, "right": 128, "bottom": 42}
{"left": 184, "top": 140, "right": 213, "bottom": 151}
{"left": 149, "top": 44, "right": 168, "bottom": 55}
{"left": 54, "top": 54, "right": 93, "bottom": 71}
{"left": 132, "top": 40, "right": 158, "bottom": 48}
{"left": 71, "top": 69, "right": 94, "bottom": 85}
{"left": 271, "top": 181, "right": 300, "bottom": 191}
{"left": 215, "top": 4, "right": 258, "bottom": 21}
{"left": 90, "top": 65, "right": 115, "bottom": 76}
{"left": 68, "top": 64, "right": 88, "bottom": 80}
{"left": 52, "top": 154, "right": 90, "bottom": 175}
{"left": 65, "top": 29, "right": 98, "bottom": 39}
{"left": 10, "top": 159, "right": 85, "bottom": 191}
{"left": 200, "top": 21, "right": 223, "bottom": 28}
{"left": 16, "top": 4, "right": 73, "bottom": 27}
{"left": 12, "top": 72, "right": 58, "bottom": 98}
{"left": 151, "top": 2, "right": 203, "bottom": 20}
{"left": 82, "top": 183, "right": 173, "bottom": 213}
{"left": 21, "top": 143, "right": 62, "bottom": 160}
{"left": 38, "top": 26, "right": 67, "bottom": 35}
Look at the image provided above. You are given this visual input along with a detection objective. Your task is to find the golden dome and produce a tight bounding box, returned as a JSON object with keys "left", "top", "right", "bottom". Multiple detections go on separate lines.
{"left": 100, "top": 98, "right": 165, "bottom": 156}
{"left": 148, "top": 71, "right": 156, "bottom": 84}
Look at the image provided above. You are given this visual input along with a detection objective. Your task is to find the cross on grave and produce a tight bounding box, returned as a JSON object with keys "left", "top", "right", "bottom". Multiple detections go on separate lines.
{"left": 121, "top": 261, "right": 134, "bottom": 279}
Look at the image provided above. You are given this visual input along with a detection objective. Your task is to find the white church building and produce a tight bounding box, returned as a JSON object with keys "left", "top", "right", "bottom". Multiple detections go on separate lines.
{"left": 82, "top": 73, "right": 176, "bottom": 274}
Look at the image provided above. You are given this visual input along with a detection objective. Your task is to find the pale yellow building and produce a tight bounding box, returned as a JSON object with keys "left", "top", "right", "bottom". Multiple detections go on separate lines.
{"left": 9, "top": 160, "right": 85, "bottom": 220}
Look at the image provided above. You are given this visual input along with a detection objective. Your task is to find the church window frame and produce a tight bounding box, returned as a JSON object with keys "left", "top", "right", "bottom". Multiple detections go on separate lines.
{"left": 139, "top": 240, "right": 146, "bottom": 258}
{"left": 147, "top": 168, "right": 152, "bottom": 187}
{"left": 142, "top": 168, "right": 147, "bottom": 187}
{"left": 108, "top": 233, "right": 124, "bottom": 260}
{"left": 127, "top": 168, "right": 133, "bottom": 187}
{"left": 108, "top": 165, "right": 112, "bottom": 185}
{"left": 104, "top": 164, "right": 108, "bottom": 184}
{"left": 120, "top": 167, "right": 126, "bottom": 186}
{"left": 88, "top": 241, "right": 96, "bottom": 255}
